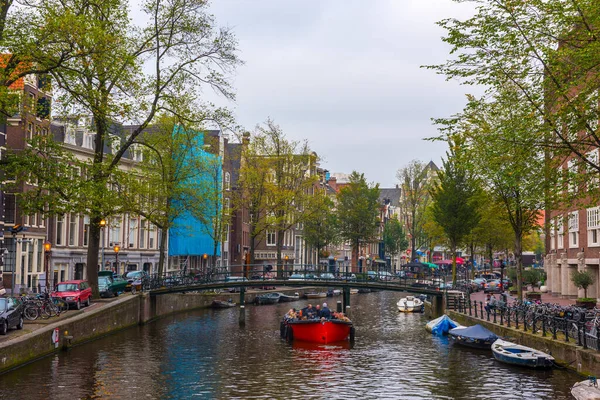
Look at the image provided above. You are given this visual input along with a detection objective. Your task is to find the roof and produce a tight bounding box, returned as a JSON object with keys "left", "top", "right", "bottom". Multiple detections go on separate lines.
{"left": 0, "top": 54, "right": 32, "bottom": 90}
{"left": 378, "top": 188, "right": 401, "bottom": 206}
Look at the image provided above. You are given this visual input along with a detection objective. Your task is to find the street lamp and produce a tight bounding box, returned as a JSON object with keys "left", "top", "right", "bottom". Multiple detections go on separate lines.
{"left": 285, "top": 255, "right": 289, "bottom": 277}
{"left": 203, "top": 253, "right": 208, "bottom": 276}
{"left": 43, "top": 241, "right": 51, "bottom": 292}
{"left": 100, "top": 219, "right": 106, "bottom": 271}
{"left": 114, "top": 244, "right": 120, "bottom": 274}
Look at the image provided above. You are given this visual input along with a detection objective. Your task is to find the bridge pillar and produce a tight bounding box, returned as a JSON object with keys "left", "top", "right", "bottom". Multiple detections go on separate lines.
{"left": 239, "top": 287, "right": 246, "bottom": 305}
{"left": 430, "top": 294, "right": 445, "bottom": 318}
{"left": 342, "top": 287, "right": 350, "bottom": 311}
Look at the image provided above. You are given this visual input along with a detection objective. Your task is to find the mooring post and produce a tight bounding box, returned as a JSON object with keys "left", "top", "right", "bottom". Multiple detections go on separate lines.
{"left": 239, "top": 287, "right": 246, "bottom": 325}
{"left": 343, "top": 286, "right": 350, "bottom": 310}
{"left": 337, "top": 301, "right": 342, "bottom": 313}
{"left": 345, "top": 305, "right": 351, "bottom": 320}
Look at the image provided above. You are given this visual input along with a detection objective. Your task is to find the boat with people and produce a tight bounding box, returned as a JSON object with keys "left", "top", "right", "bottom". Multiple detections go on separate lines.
{"left": 448, "top": 324, "right": 498, "bottom": 349}
{"left": 279, "top": 292, "right": 300, "bottom": 302}
{"left": 280, "top": 305, "right": 354, "bottom": 344}
{"left": 425, "top": 314, "right": 462, "bottom": 335}
{"left": 491, "top": 339, "right": 555, "bottom": 368}
{"left": 397, "top": 295, "right": 424, "bottom": 313}
{"left": 211, "top": 299, "right": 236, "bottom": 308}
{"left": 254, "top": 292, "right": 281, "bottom": 305}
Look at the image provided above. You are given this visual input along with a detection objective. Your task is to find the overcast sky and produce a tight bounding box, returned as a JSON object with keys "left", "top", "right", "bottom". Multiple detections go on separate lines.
{"left": 157, "top": 1, "right": 477, "bottom": 187}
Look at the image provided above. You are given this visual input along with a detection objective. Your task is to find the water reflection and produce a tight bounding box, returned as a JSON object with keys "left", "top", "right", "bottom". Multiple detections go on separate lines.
{"left": 0, "top": 291, "right": 581, "bottom": 400}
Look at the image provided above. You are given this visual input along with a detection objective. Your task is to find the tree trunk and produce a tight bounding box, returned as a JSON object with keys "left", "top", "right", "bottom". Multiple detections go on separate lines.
{"left": 86, "top": 217, "right": 101, "bottom": 298}
{"left": 515, "top": 235, "right": 524, "bottom": 301}
{"left": 352, "top": 239, "right": 359, "bottom": 274}
{"left": 451, "top": 245, "right": 457, "bottom": 284}
{"left": 487, "top": 243, "right": 493, "bottom": 274}
{"left": 158, "top": 227, "right": 167, "bottom": 276}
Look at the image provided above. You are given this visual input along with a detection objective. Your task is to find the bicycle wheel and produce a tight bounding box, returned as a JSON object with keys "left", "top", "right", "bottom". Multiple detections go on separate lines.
{"left": 54, "top": 298, "right": 68, "bottom": 312}
{"left": 24, "top": 305, "right": 39, "bottom": 321}
{"left": 47, "top": 302, "right": 59, "bottom": 317}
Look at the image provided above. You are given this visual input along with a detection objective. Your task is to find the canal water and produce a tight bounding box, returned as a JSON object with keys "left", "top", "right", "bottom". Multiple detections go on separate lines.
{"left": 0, "top": 291, "right": 581, "bottom": 399}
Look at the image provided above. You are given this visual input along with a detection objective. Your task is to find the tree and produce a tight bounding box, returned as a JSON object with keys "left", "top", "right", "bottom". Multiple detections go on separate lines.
{"left": 236, "top": 121, "right": 317, "bottom": 274}
{"left": 430, "top": 141, "right": 481, "bottom": 284}
{"left": 572, "top": 270, "right": 594, "bottom": 300}
{"left": 302, "top": 192, "right": 339, "bottom": 260}
{"left": 383, "top": 218, "right": 409, "bottom": 271}
{"left": 8, "top": 0, "right": 241, "bottom": 295}
{"left": 435, "top": 86, "right": 555, "bottom": 300}
{"left": 336, "top": 171, "right": 380, "bottom": 270}
{"left": 397, "top": 160, "right": 434, "bottom": 261}
{"left": 428, "top": 0, "right": 600, "bottom": 200}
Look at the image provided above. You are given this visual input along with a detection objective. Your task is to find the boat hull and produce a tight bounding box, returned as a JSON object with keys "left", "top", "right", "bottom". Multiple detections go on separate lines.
{"left": 449, "top": 335, "right": 494, "bottom": 350}
{"left": 491, "top": 339, "right": 554, "bottom": 369}
{"left": 287, "top": 320, "right": 353, "bottom": 344}
{"left": 397, "top": 297, "right": 424, "bottom": 313}
{"left": 212, "top": 300, "right": 236, "bottom": 308}
{"left": 279, "top": 294, "right": 300, "bottom": 302}
{"left": 255, "top": 293, "right": 281, "bottom": 305}
{"left": 305, "top": 293, "right": 327, "bottom": 299}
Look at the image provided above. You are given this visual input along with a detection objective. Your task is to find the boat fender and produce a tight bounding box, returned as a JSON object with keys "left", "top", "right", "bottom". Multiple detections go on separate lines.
{"left": 286, "top": 325, "right": 294, "bottom": 341}
{"left": 350, "top": 327, "right": 355, "bottom": 342}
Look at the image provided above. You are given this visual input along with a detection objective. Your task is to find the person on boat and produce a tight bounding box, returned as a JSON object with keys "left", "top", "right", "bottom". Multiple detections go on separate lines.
{"left": 302, "top": 304, "right": 314, "bottom": 319}
{"left": 313, "top": 304, "right": 321, "bottom": 319}
{"left": 320, "top": 302, "right": 331, "bottom": 319}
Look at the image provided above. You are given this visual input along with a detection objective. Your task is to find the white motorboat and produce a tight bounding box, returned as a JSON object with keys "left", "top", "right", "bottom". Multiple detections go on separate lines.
{"left": 491, "top": 339, "right": 555, "bottom": 368}
{"left": 397, "top": 295, "right": 424, "bottom": 313}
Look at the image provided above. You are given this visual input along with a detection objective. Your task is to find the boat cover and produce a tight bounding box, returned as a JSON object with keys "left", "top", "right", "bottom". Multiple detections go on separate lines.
{"left": 426, "top": 315, "right": 460, "bottom": 335}
{"left": 449, "top": 324, "right": 497, "bottom": 341}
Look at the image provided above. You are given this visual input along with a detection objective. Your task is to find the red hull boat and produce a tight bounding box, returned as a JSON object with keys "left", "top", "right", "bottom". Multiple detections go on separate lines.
{"left": 283, "top": 319, "right": 354, "bottom": 344}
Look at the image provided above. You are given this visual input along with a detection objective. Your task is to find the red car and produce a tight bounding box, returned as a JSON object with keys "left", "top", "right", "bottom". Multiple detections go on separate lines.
{"left": 52, "top": 280, "right": 92, "bottom": 310}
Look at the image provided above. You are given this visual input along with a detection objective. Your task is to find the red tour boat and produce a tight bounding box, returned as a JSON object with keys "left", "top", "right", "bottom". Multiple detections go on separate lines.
{"left": 281, "top": 319, "right": 354, "bottom": 344}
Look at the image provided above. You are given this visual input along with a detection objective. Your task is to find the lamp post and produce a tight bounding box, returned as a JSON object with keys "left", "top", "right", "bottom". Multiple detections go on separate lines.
{"left": 114, "top": 244, "right": 120, "bottom": 274}
{"left": 203, "top": 253, "right": 208, "bottom": 277}
{"left": 500, "top": 260, "right": 506, "bottom": 299}
{"left": 43, "top": 241, "right": 51, "bottom": 292}
{"left": 285, "top": 255, "right": 289, "bottom": 278}
{"left": 100, "top": 219, "right": 106, "bottom": 271}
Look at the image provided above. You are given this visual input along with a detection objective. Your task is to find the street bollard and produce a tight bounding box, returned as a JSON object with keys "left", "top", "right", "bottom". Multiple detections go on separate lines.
{"left": 564, "top": 320, "right": 569, "bottom": 342}
{"left": 515, "top": 311, "right": 519, "bottom": 330}
{"left": 480, "top": 302, "right": 484, "bottom": 319}
{"left": 523, "top": 315, "right": 528, "bottom": 332}
{"left": 487, "top": 308, "right": 490, "bottom": 322}
{"left": 577, "top": 321, "right": 583, "bottom": 347}
{"left": 532, "top": 315, "right": 537, "bottom": 334}
{"left": 469, "top": 300, "right": 472, "bottom": 316}
{"left": 507, "top": 310, "right": 511, "bottom": 328}
{"left": 552, "top": 317, "right": 557, "bottom": 340}
{"left": 493, "top": 310, "right": 497, "bottom": 324}
{"left": 474, "top": 302, "right": 478, "bottom": 318}
{"left": 500, "top": 309, "right": 503, "bottom": 326}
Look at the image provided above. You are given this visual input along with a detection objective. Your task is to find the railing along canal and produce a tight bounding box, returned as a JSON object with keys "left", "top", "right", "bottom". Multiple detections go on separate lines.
{"left": 449, "top": 293, "right": 600, "bottom": 351}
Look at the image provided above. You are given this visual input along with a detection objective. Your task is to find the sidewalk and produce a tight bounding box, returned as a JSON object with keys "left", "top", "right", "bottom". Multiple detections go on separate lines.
{"left": 470, "top": 289, "right": 577, "bottom": 307}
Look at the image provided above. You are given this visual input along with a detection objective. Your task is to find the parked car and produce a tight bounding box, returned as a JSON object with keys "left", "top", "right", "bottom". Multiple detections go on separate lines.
{"left": 124, "top": 271, "right": 149, "bottom": 291}
{"left": 0, "top": 297, "right": 24, "bottom": 335}
{"left": 52, "top": 280, "right": 92, "bottom": 310}
{"left": 319, "top": 273, "right": 336, "bottom": 280}
{"left": 338, "top": 273, "right": 357, "bottom": 281}
{"left": 98, "top": 271, "right": 128, "bottom": 298}
{"left": 378, "top": 271, "right": 394, "bottom": 281}
{"left": 288, "top": 273, "right": 305, "bottom": 281}
{"left": 473, "top": 278, "right": 487, "bottom": 291}
{"left": 367, "top": 271, "right": 378, "bottom": 281}
{"left": 483, "top": 279, "right": 504, "bottom": 294}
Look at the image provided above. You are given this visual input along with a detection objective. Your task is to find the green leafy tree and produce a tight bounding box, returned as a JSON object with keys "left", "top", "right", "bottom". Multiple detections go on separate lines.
{"left": 572, "top": 270, "right": 594, "bottom": 300}
{"left": 397, "top": 160, "right": 435, "bottom": 260}
{"left": 336, "top": 171, "right": 380, "bottom": 270}
{"left": 431, "top": 141, "right": 481, "bottom": 284}
{"left": 383, "top": 218, "right": 409, "bottom": 270}
{"left": 8, "top": 0, "right": 241, "bottom": 295}
{"left": 302, "top": 192, "right": 339, "bottom": 261}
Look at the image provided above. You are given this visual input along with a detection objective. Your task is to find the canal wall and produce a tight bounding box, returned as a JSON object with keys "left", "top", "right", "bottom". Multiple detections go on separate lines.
{"left": 0, "top": 288, "right": 309, "bottom": 374}
{"left": 448, "top": 310, "right": 600, "bottom": 377}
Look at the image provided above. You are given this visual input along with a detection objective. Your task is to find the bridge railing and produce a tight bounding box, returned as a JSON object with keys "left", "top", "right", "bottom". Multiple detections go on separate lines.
{"left": 140, "top": 264, "right": 447, "bottom": 293}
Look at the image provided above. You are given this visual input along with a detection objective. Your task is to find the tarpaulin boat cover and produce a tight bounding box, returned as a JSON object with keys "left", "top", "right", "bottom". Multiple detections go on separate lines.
{"left": 449, "top": 324, "right": 497, "bottom": 341}
{"left": 427, "top": 315, "right": 460, "bottom": 335}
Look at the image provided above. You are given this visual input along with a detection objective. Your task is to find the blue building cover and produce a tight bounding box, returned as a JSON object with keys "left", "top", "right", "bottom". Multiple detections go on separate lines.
{"left": 168, "top": 126, "right": 221, "bottom": 257}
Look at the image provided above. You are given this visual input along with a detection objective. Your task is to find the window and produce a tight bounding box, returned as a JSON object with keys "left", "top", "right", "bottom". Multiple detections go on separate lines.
{"left": 266, "top": 231, "right": 276, "bottom": 246}
{"left": 83, "top": 132, "right": 95, "bottom": 150}
{"left": 587, "top": 150, "right": 599, "bottom": 189}
{"left": 69, "top": 213, "right": 78, "bottom": 246}
{"left": 557, "top": 216, "right": 564, "bottom": 249}
{"left": 567, "top": 159, "right": 577, "bottom": 194}
{"left": 129, "top": 218, "right": 137, "bottom": 248}
{"left": 110, "top": 217, "right": 121, "bottom": 245}
{"left": 27, "top": 122, "right": 34, "bottom": 140}
{"left": 588, "top": 207, "right": 600, "bottom": 247}
{"left": 56, "top": 215, "right": 65, "bottom": 246}
{"left": 83, "top": 215, "right": 90, "bottom": 247}
{"left": 568, "top": 211, "right": 579, "bottom": 248}
{"left": 224, "top": 198, "right": 230, "bottom": 215}
{"left": 225, "top": 172, "right": 231, "bottom": 190}
{"left": 139, "top": 220, "right": 146, "bottom": 249}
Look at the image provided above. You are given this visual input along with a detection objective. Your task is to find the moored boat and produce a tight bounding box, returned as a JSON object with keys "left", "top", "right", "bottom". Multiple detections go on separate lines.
{"left": 491, "top": 339, "right": 555, "bottom": 368}
{"left": 282, "top": 319, "right": 354, "bottom": 344}
{"left": 425, "top": 314, "right": 461, "bottom": 335}
{"left": 254, "top": 292, "right": 281, "bottom": 305}
{"left": 279, "top": 292, "right": 300, "bottom": 302}
{"left": 326, "top": 289, "right": 341, "bottom": 297}
{"left": 305, "top": 292, "right": 327, "bottom": 299}
{"left": 397, "top": 295, "right": 424, "bottom": 313}
{"left": 212, "top": 299, "right": 236, "bottom": 308}
{"left": 349, "top": 289, "right": 359, "bottom": 295}
{"left": 448, "top": 324, "right": 498, "bottom": 349}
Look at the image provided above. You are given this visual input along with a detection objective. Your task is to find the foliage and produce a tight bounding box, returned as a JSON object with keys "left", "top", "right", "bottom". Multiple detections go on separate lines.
{"left": 572, "top": 270, "right": 594, "bottom": 299}
{"left": 383, "top": 218, "right": 409, "bottom": 262}
{"left": 431, "top": 138, "right": 481, "bottom": 283}
{"left": 397, "top": 160, "right": 435, "bottom": 259}
{"left": 303, "top": 192, "right": 340, "bottom": 258}
{"left": 523, "top": 269, "right": 543, "bottom": 292}
{"left": 336, "top": 171, "right": 380, "bottom": 268}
